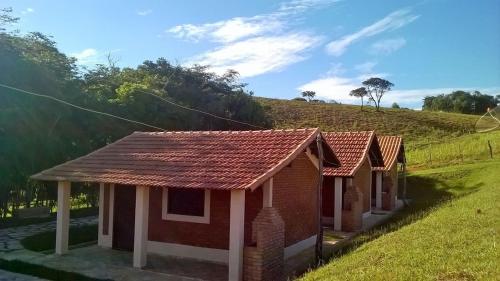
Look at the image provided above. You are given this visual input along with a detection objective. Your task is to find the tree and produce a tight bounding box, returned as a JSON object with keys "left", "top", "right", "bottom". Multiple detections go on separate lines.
{"left": 362, "top": 77, "right": 394, "bottom": 111}
{"left": 422, "top": 90, "right": 496, "bottom": 114}
{"left": 349, "top": 87, "right": 368, "bottom": 110}
{"left": 301, "top": 90, "right": 316, "bottom": 102}
{"left": 392, "top": 102, "right": 400, "bottom": 109}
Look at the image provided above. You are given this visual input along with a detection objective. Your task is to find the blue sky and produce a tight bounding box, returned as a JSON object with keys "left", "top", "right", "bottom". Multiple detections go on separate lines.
{"left": 4, "top": 0, "right": 500, "bottom": 109}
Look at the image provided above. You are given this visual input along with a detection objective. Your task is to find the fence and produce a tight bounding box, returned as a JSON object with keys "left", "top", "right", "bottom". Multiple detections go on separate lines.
{"left": 406, "top": 131, "right": 499, "bottom": 167}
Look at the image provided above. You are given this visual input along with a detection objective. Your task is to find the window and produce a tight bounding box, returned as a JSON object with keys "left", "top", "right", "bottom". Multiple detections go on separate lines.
{"left": 162, "top": 187, "right": 210, "bottom": 224}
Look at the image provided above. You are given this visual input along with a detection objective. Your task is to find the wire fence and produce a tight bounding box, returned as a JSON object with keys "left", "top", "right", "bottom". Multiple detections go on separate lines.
{"left": 406, "top": 131, "right": 499, "bottom": 167}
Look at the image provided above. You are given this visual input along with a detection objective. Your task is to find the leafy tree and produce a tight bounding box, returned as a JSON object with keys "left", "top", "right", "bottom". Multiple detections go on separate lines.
{"left": 349, "top": 87, "right": 368, "bottom": 110}
{"left": 0, "top": 7, "right": 18, "bottom": 31}
{"left": 362, "top": 78, "right": 394, "bottom": 111}
{"left": 301, "top": 90, "right": 316, "bottom": 102}
{"left": 0, "top": 16, "right": 270, "bottom": 216}
{"left": 422, "top": 90, "right": 496, "bottom": 114}
{"left": 392, "top": 102, "right": 400, "bottom": 109}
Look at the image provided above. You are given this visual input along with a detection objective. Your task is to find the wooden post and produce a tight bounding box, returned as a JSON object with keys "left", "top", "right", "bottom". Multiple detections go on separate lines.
{"left": 488, "top": 140, "right": 493, "bottom": 159}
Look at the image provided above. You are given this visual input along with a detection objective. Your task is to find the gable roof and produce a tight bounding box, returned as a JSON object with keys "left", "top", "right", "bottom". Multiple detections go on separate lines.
{"left": 322, "top": 131, "right": 384, "bottom": 177}
{"left": 373, "top": 135, "right": 404, "bottom": 171}
{"left": 31, "top": 128, "right": 339, "bottom": 190}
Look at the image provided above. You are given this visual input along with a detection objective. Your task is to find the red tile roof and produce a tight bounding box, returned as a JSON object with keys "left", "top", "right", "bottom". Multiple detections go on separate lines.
{"left": 322, "top": 131, "right": 384, "bottom": 177}
{"left": 373, "top": 136, "right": 404, "bottom": 171}
{"left": 31, "top": 129, "right": 339, "bottom": 190}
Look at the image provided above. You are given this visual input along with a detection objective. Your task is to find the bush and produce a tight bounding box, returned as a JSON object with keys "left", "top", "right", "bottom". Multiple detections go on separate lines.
{"left": 21, "top": 224, "right": 98, "bottom": 252}
{"left": 292, "top": 97, "right": 307, "bottom": 102}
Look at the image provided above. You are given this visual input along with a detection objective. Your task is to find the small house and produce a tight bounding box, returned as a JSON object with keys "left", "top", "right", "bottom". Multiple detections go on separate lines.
{"left": 31, "top": 128, "right": 339, "bottom": 281}
{"left": 373, "top": 135, "right": 406, "bottom": 210}
{"left": 321, "top": 131, "right": 384, "bottom": 232}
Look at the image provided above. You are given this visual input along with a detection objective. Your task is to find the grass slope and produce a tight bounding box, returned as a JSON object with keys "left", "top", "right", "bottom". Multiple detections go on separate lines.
{"left": 301, "top": 160, "right": 499, "bottom": 281}
{"left": 258, "top": 98, "right": 478, "bottom": 144}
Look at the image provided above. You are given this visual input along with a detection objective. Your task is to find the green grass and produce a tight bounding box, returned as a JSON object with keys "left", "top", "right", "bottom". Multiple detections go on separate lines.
{"left": 300, "top": 159, "right": 499, "bottom": 281}
{"left": 0, "top": 259, "right": 111, "bottom": 281}
{"left": 0, "top": 207, "right": 98, "bottom": 229}
{"left": 258, "top": 98, "right": 478, "bottom": 143}
{"left": 406, "top": 130, "right": 500, "bottom": 168}
{"left": 20, "top": 224, "right": 98, "bottom": 252}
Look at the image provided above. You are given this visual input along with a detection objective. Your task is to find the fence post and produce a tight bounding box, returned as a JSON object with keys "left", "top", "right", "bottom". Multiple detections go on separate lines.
{"left": 487, "top": 140, "right": 493, "bottom": 159}
{"left": 428, "top": 141, "right": 432, "bottom": 166}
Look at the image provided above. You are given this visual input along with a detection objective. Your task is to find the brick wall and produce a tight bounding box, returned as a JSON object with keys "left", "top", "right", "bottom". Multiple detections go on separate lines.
{"left": 341, "top": 184, "right": 363, "bottom": 232}
{"left": 245, "top": 187, "right": 263, "bottom": 245}
{"left": 273, "top": 152, "right": 319, "bottom": 247}
{"left": 148, "top": 187, "right": 231, "bottom": 250}
{"left": 243, "top": 207, "right": 285, "bottom": 281}
{"left": 382, "top": 165, "right": 397, "bottom": 210}
{"left": 147, "top": 151, "right": 318, "bottom": 251}
{"left": 353, "top": 158, "right": 372, "bottom": 213}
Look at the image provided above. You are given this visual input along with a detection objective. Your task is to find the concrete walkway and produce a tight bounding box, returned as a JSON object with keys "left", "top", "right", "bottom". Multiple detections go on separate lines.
{"left": 0, "top": 216, "right": 97, "bottom": 253}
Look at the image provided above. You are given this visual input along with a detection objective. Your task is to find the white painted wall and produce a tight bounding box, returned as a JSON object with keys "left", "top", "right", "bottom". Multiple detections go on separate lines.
{"left": 147, "top": 241, "right": 229, "bottom": 264}
{"left": 263, "top": 178, "right": 273, "bottom": 208}
{"left": 228, "top": 190, "right": 245, "bottom": 281}
{"left": 133, "top": 185, "right": 149, "bottom": 268}
{"left": 333, "top": 177, "right": 343, "bottom": 231}
{"left": 98, "top": 183, "right": 114, "bottom": 248}
{"left": 55, "top": 181, "right": 70, "bottom": 255}
{"left": 375, "top": 171, "right": 382, "bottom": 209}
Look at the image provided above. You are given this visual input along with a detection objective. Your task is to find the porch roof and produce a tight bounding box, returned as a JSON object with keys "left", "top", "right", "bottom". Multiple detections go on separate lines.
{"left": 373, "top": 135, "right": 405, "bottom": 171}
{"left": 322, "top": 131, "right": 384, "bottom": 177}
{"left": 31, "top": 128, "right": 339, "bottom": 190}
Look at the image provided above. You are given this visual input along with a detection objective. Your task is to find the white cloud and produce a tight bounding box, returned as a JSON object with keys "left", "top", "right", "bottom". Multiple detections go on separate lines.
{"left": 170, "top": 0, "right": 337, "bottom": 77}
{"left": 70, "top": 48, "right": 101, "bottom": 66}
{"left": 325, "top": 8, "right": 419, "bottom": 56}
{"left": 21, "top": 8, "right": 35, "bottom": 14}
{"left": 167, "top": 0, "right": 337, "bottom": 43}
{"left": 299, "top": 75, "right": 360, "bottom": 103}
{"left": 137, "top": 9, "right": 152, "bottom": 16}
{"left": 189, "top": 33, "right": 322, "bottom": 77}
{"left": 299, "top": 74, "right": 500, "bottom": 108}
{"left": 370, "top": 38, "right": 406, "bottom": 54}
{"left": 168, "top": 16, "right": 284, "bottom": 43}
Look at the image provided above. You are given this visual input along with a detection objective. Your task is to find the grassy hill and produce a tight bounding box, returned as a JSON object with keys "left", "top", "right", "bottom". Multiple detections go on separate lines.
{"left": 300, "top": 159, "right": 500, "bottom": 281}
{"left": 258, "top": 98, "right": 479, "bottom": 144}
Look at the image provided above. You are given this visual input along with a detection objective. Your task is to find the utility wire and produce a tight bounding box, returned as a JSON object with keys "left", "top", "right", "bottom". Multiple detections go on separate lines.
{"left": 0, "top": 83, "right": 166, "bottom": 131}
{"left": 136, "top": 89, "right": 267, "bottom": 129}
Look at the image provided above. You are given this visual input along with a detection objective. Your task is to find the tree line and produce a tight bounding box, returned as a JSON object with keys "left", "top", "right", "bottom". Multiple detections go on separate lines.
{"left": 423, "top": 91, "right": 499, "bottom": 114}
{"left": 0, "top": 9, "right": 270, "bottom": 217}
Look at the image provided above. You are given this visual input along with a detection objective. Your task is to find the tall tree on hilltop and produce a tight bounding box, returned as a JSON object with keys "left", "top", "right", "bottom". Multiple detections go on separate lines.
{"left": 362, "top": 77, "right": 394, "bottom": 111}
{"left": 349, "top": 87, "right": 368, "bottom": 110}
{"left": 301, "top": 90, "right": 316, "bottom": 102}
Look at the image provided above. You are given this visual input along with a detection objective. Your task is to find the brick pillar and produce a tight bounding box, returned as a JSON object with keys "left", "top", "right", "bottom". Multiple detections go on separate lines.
{"left": 341, "top": 185, "right": 363, "bottom": 232}
{"left": 243, "top": 207, "right": 285, "bottom": 281}
{"left": 382, "top": 175, "right": 396, "bottom": 210}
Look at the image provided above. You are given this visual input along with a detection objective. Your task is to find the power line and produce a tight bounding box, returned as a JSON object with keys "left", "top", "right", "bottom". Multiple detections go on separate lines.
{"left": 0, "top": 83, "right": 166, "bottom": 131}
{"left": 136, "top": 89, "right": 267, "bottom": 129}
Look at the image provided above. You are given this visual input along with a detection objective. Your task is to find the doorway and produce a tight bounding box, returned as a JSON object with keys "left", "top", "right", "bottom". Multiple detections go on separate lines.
{"left": 113, "top": 184, "right": 136, "bottom": 251}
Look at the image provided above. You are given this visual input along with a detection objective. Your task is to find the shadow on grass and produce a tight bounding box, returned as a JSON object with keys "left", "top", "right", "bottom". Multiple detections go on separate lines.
{"left": 0, "top": 259, "right": 111, "bottom": 281}
{"left": 322, "top": 172, "right": 482, "bottom": 262}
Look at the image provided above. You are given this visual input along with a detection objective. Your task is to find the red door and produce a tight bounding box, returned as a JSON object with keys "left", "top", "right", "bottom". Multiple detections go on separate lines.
{"left": 113, "top": 184, "right": 136, "bottom": 251}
